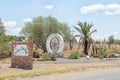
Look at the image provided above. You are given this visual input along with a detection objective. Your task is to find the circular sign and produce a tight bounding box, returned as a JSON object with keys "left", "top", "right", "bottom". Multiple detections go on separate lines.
{"left": 46, "top": 34, "right": 64, "bottom": 55}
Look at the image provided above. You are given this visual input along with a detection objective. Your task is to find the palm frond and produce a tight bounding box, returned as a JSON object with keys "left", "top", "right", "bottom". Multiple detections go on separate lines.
{"left": 87, "top": 23, "right": 93, "bottom": 33}
{"left": 74, "top": 34, "right": 81, "bottom": 37}
{"left": 77, "top": 37, "right": 84, "bottom": 50}
{"left": 74, "top": 26, "right": 83, "bottom": 34}
{"left": 88, "top": 29, "right": 97, "bottom": 36}
{"left": 78, "top": 22, "right": 87, "bottom": 36}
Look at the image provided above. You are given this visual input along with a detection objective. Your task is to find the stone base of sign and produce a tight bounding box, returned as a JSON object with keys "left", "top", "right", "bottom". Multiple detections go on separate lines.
{"left": 11, "top": 41, "right": 33, "bottom": 69}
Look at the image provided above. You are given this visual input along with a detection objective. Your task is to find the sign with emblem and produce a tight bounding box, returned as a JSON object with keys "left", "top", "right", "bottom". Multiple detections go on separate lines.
{"left": 11, "top": 41, "right": 33, "bottom": 69}
{"left": 46, "top": 34, "right": 64, "bottom": 56}
{"left": 14, "top": 44, "right": 29, "bottom": 56}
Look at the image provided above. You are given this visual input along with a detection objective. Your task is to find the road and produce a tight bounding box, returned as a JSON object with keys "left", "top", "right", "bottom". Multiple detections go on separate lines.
{"left": 17, "top": 67, "right": 120, "bottom": 80}
{"left": 85, "top": 72, "right": 120, "bottom": 80}
{"left": 82, "top": 69, "right": 120, "bottom": 80}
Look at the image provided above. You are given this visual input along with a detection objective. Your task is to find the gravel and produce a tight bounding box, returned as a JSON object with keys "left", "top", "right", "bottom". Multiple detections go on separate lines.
{"left": 0, "top": 57, "right": 120, "bottom": 75}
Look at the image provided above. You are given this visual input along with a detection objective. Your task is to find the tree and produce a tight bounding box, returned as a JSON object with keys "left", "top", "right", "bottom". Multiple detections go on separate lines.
{"left": 103, "top": 39, "right": 107, "bottom": 44}
{"left": 95, "top": 40, "right": 100, "bottom": 44}
{"left": 0, "top": 19, "right": 6, "bottom": 36}
{"left": 21, "top": 16, "right": 71, "bottom": 52}
{"left": 0, "top": 19, "right": 14, "bottom": 59}
{"left": 108, "top": 35, "right": 114, "bottom": 48}
{"left": 115, "top": 39, "right": 120, "bottom": 45}
{"left": 74, "top": 21, "right": 97, "bottom": 55}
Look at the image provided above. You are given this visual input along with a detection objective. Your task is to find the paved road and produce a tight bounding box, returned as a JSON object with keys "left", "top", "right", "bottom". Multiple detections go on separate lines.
{"left": 86, "top": 72, "right": 120, "bottom": 80}
{"left": 83, "top": 69, "right": 120, "bottom": 80}
{"left": 17, "top": 67, "right": 120, "bottom": 80}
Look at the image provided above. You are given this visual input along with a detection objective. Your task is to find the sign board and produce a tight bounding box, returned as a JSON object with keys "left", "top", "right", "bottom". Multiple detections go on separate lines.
{"left": 14, "top": 44, "right": 29, "bottom": 56}
{"left": 11, "top": 41, "right": 33, "bottom": 69}
{"left": 46, "top": 34, "right": 64, "bottom": 57}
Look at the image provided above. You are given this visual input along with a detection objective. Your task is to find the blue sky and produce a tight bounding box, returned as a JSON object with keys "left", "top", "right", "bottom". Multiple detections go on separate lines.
{"left": 1, "top": 0, "right": 120, "bottom": 40}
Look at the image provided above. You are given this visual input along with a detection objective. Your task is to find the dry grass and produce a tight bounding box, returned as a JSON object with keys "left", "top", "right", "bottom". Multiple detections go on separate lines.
{"left": 64, "top": 43, "right": 120, "bottom": 55}
{"left": 0, "top": 58, "right": 11, "bottom": 64}
{"left": 1, "top": 62, "right": 120, "bottom": 79}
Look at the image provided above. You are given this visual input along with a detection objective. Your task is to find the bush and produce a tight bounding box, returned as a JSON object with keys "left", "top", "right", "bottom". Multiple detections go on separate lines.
{"left": 99, "top": 50, "right": 107, "bottom": 59}
{"left": 33, "top": 50, "right": 40, "bottom": 58}
{"left": 0, "top": 42, "right": 11, "bottom": 59}
{"left": 41, "top": 54, "right": 49, "bottom": 61}
{"left": 50, "top": 54, "right": 56, "bottom": 61}
{"left": 0, "top": 35, "right": 14, "bottom": 59}
{"left": 40, "top": 53, "right": 56, "bottom": 61}
{"left": 79, "top": 52, "right": 85, "bottom": 57}
{"left": 68, "top": 51, "right": 79, "bottom": 59}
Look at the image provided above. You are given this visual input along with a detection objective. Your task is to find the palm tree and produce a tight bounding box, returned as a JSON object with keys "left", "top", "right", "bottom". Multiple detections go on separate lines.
{"left": 74, "top": 21, "right": 97, "bottom": 55}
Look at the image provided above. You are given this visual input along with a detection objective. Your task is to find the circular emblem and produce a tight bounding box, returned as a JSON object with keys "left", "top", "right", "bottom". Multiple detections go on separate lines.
{"left": 46, "top": 34, "right": 64, "bottom": 55}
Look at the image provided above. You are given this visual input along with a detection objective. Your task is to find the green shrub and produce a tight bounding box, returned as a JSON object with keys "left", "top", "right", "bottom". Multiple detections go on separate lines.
{"left": 79, "top": 52, "right": 85, "bottom": 57}
{"left": 98, "top": 50, "right": 107, "bottom": 59}
{"left": 50, "top": 54, "right": 56, "bottom": 61}
{"left": 41, "top": 54, "right": 49, "bottom": 61}
{"left": 33, "top": 50, "right": 40, "bottom": 58}
{"left": 40, "top": 53, "right": 56, "bottom": 61}
{"left": 68, "top": 51, "right": 79, "bottom": 59}
{"left": 0, "top": 42, "right": 11, "bottom": 59}
{"left": 0, "top": 35, "right": 14, "bottom": 59}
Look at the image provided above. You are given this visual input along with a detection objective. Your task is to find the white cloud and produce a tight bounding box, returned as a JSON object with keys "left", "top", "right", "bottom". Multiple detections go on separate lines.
{"left": 22, "top": 18, "right": 32, "bottom": 23}
{"left": 105, "top": 4, "right": 120, "bottom": 15}
{"left": 104, "top": 34, "right": 109, "bottom": 37}
{"left": 112, "top": 32, "right": 120, "bottom": 39}
{"left": 4, "top": 21, "right": 16, "bottom": 28}
{"left": 7, "top": 27, "right": 22, "bottom": 35}
{"left": 105, "top": 11, "right": 114, "bottom": 15}
{"left": 80, "top": 4, "right": 105, "bottom": 14}
{"left": 93, "top": 36, "right": 103, "bottom": 41}
{"left": 106, "top": 4, "right": 120, "bottom": 10}
{"left": 103, "top": 32, "right": 120, "bottom": 40}
{"left": 92, "top": 32, "right": 120, "bottom": 41}
{"left": 92, "top": 34, "right": 104, "bottom": 41}
{"left": 1, "top": 20, "right": 17, "bottom": 35}
{"left": 12, "top": 27, "right": 22, "bottom": 32}
{"left": 45, "top": 4, "right": 54, "bottom": 10}
{"left": 80, "top": 4, "right": 120, "bottom": 15}
{"left": 112, "top": 32, "right": 119, "bottom": 35}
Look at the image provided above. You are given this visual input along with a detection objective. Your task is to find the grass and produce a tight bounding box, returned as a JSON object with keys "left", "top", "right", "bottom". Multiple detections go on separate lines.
{"left": 0, "top": 63, "right": 120, "bottom": 79}
{"left": 68, "top": 51, "right": 79, "bottom": 59}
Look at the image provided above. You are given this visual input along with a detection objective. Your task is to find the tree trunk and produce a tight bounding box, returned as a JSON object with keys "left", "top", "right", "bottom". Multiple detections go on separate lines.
{"left": 69, "top": 40, "right": 73, "bottom": 50}
{"left": 92, "top": 46, "right": 95, "bottom": 54}
{"left": 108, "top": 44, "right": 110, "bottom": 49}
{"left": 43, "top": 46, "right": 47, "bottom": 53}
{"left": 84, "top": 40, "right": 88, "bottom": 55}
{"left": 40, "top": 43, "right": 47, "bottom": 53}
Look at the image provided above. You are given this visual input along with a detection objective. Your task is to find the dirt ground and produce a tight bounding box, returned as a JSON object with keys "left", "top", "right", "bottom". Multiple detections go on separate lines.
{"left": 0, "top": 57, "right": 120, "bottom": 80}
{"left": 0, "top": 57, "right": 120, "bottom": 75}
{"left": 15, "top": 66, "right": 120, "bottom": 80}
